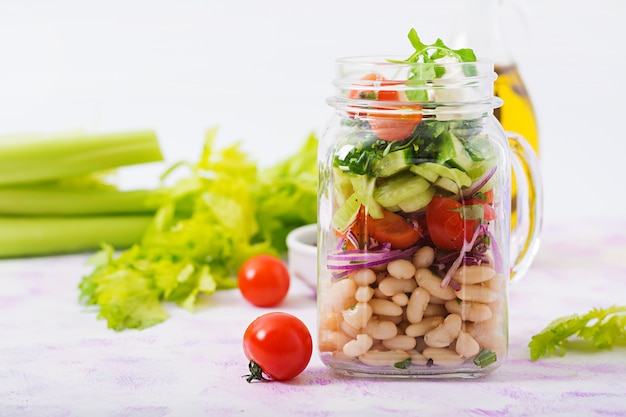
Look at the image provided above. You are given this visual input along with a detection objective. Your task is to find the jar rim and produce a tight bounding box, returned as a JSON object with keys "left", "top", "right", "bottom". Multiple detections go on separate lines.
{"left": 333, "top": 55, "right": 497, "bottom": 85}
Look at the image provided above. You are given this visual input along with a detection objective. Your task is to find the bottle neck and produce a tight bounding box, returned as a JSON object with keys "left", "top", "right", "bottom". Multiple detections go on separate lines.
{"left": 446, "top": 0, "right": 514, "bottom": 66}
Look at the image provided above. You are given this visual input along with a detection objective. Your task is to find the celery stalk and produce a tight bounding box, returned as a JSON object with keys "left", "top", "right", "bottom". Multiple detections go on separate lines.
{"left": 0, "top": 185, "right": 168, "bottom": 215}
{"left": 0, "top": 215, "right": 153, "bottom": 258}
{"left": 0, "top": 130, "right": 163, "bottom": 186}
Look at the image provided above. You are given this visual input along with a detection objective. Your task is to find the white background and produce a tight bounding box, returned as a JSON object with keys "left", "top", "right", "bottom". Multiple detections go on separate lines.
{"left": 0, "top": 0, "right": 624, "bottom": 227}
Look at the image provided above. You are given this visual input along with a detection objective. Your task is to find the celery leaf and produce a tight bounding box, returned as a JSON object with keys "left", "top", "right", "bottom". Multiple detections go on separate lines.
{"left": 79, "top": 130, "right": 318, "bottom": 330}
{"left": 528, "top": 306, "right": 626, "bottom": 361}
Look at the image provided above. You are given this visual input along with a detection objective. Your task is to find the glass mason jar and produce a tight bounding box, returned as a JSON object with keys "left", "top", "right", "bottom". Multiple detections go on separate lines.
{"left": 317, "top": 57, "right": 542, "bottom": 378}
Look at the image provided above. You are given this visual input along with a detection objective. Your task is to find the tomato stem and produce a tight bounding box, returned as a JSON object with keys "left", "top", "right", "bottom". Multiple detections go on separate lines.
{"left": 244, "top": 360, "right": 269, "bottom": 383}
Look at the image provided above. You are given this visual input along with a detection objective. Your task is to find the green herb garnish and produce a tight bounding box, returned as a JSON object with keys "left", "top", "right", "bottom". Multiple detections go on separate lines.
{"left": 394, "top": 358, "right": 412, "bottom": 369}
{"left": 528, "top": 305, "right": 626, "bottom": 361}
{"left": 473, "top": 349, "right": 497, "bottom": 368}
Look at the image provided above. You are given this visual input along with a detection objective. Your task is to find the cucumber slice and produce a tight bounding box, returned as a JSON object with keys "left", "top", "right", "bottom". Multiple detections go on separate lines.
{"left": 350, "top": 175, "right": 384, "bottom": 219}
{"left": 374, "top": 149, "right": 413, "bottom": 178}
{"left": 331, "top": 192, "right": 361, "bottom": 233}
{"left": 448, "top": 131, "right": 474, "bottom": 172}
{"left": 332, "top": 168, "right": 355, "bottom": 206}
{"left": 434, "top": 177, "right": 460, "bottom": 194}
{"left": 411, "top": 162, "right": 472, "bottom": 187}
{"left": 397, "top": 186, "right": 435, "bottom": 212}
{"left": 373, "top": 172, "right": 430, "bottom": 208}
{"left": 410, "top": 164, "right": 439, "bottom": 183}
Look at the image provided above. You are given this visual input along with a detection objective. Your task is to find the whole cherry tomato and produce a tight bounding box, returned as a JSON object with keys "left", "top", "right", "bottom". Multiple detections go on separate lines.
{"left": 243, "top": 312, "right": 313, "bottom": 382}
{"left": 238, "top": 254, "right": 290, "bottom": 307}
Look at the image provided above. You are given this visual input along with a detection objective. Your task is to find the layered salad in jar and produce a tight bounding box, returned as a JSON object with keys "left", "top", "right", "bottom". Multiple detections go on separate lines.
{"left": 318, "top": 31, "right": 509, "bottom": 376}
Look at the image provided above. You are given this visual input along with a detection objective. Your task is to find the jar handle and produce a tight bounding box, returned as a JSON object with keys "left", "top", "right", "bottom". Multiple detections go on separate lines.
{"left": 508, "top": 131, "right": 543, "bottom": 282}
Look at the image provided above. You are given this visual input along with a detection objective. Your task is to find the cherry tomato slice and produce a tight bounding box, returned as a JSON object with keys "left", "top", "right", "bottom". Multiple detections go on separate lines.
{"left": 367, "top": 113, "right": 422, "bottom": 142}
{"left": 237, "top": 254, "right": 290, "bottom": 307}
{"left": 243, "top": 312, "right": 313, "bottom": 382}
{"left": 426, "top": 196, "right": 478, "bottom": 252}
{"left": 464, "top": 197, "right": 497, "bottom": 221}
{"left": 348, "top": 73, "right": 422, "bottom": 142}
{"left": 367, "top": 209, "right": 422, "bottom": 249}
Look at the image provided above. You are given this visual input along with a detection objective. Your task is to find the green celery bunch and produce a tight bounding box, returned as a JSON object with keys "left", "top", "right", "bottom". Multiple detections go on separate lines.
{"left": 0, "top": 129, "right": 165, "bottom": 257}
{"left": 79, "top": 129, "right": 319, "bottom": 331}
{"left": 255, "top": 133, "right": 318, "bottom": 252}
{"left": 0, "top": 130, "right": 163, "bottom": 186}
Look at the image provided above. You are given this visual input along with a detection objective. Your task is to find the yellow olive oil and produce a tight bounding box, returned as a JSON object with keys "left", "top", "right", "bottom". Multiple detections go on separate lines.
{"left": 494, "top": 64, "right": 540, "bottom": 155}
{"left": 494, "top": 64, "right": 539, "bottom": 251}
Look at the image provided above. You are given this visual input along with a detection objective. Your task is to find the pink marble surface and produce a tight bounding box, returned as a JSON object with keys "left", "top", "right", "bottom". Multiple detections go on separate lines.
{"left": 1, "top": 219, "right": 625, "bottom": 417}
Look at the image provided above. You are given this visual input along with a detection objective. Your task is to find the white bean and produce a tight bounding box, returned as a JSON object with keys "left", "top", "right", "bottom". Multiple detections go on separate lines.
{"left": 428, "top": 295, "right": 447, "bottom": 305}
{"left": 387, "top": 259, "right": 416, "bottom": 280}
{"left": 369, "top": 298, "right": 403, "bottom": 316}
{"left": 378, "top": 277, "right": 418, "bottom": 297}
{"left": 329, "top": 278, "right": 357, "bottom": 313}
{"left": 318, "top": 329, "right": 352, "bottom": 353}
{"left": 406, "top": 287, "right": 430, "bottom": 324}
{"left": 407, "top": 349, "right": 428, "bottom": 366}
{"left": 445, "top": 300, "right": 492, "bottom": 322}
{"left": 412, "top": 246, "right": 435, "bottom": 269}
{"left": 378, "top": 314, "right": 404, "bottom": 325}
{"left": 424, "top": 314, "right": 462, "bottom": 348}
{"left": 422, "top": 347, "right": 465, "bottom": 367}
{"left": 414, "top": 268, "right": 456, "bottom": 300}
{"left": 352, "top": 268, "right": 377, "bottom": 286}
{"left": 405, "top": 316, "right": 444, "bottom": 337}
{"left": 391, "top": 292, "right": 409, "bottom": 307}
{"left": 343, "top": 334, "right": 374, "bottom": 357}
{"left": 358, "top": 349, "right": 411, "bottom": 367}
{"left": 342, "top": 302, "right": 373, "bottom": 330}
{"left": 453, "top": 265, "right": 496, "bottom": 285}
{"left": 355, "top": 286, "right": 375, "bottom": 303}
{"left": 455, "top": 284, "right": 498, "bottom": 303}
{"left": 319, "top": 311, "right": 340, "bottom": 332}
{"left": 423, "top": 303, "right": 447, "bottom": 318}
{"left": 364, "top": 317, "right": 398, "bottom": 340}
{"left": 483, "top": 274, "right": 506, "bottom": 290}
{"left": 340, "top": 320, "right": 359, "bottom": 338}
{"left": 373, "top": 286, "right": 390, "bottom": 300}
{"left": 455, "top": 331, "right": 481, "bottom": 358}
{"left": 466, "top": 322, "right": 507, "bottom": 359}
{"left": 382, "top": 335, "right": 417, "bottom": 351}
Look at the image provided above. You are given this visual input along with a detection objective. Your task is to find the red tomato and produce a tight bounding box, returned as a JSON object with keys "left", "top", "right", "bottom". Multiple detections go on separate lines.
{"left": 243, "top": 312, "right": 313, "bottom": 382}
{"left": 344, "top": 206, "right": 369, "bottom": 250}
{"left": 368, "top": 113, "right": 422, "bottom": 142}
{"left": 426, "top": 195, "right": 498, "bottom": 251}
{"left": 237, "top": 254, "right": 290, "bottom": 307}
{"left": 348, "top": 73, "right": 422, "bottom": 142}
{"left": 349, "top": 73, "right": 400, "bottom": 101}
{"left": 426, "top": 196, "right": 477, "bottom": 252}
{"left": 483, "top": 189, "right": 495, "bottom": 204}
{"left": 464, "top": 197, "right": 497, "bottom": 221}
{"left": 367, "top": 209, "right": 422, "bottom": 249}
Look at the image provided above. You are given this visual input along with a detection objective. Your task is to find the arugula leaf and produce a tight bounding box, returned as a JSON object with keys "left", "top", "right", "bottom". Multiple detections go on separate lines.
{"left": 528, "top": 305, "right": 626, "bottom": 361}
{"left": 394, "top": 29, "right": 478, "bottom": 101}
{"left": 405, "top": 29, "right": 476, "bottom": 64}
{"left": 79, "top": 130, "right": 318, "bottom": 331}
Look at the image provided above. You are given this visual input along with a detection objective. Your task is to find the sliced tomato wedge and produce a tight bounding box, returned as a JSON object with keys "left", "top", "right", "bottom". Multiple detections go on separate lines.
{"left": 367, "top": 209, "right": 422, "bottom": 250}
{"left": 426, "top": 195, "right": 498, "bottom": 251}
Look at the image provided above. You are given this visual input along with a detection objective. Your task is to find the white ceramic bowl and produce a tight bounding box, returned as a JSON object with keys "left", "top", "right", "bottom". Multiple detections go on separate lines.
{"left": 286, "top": 224, "right": 317, "bottom": 291}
